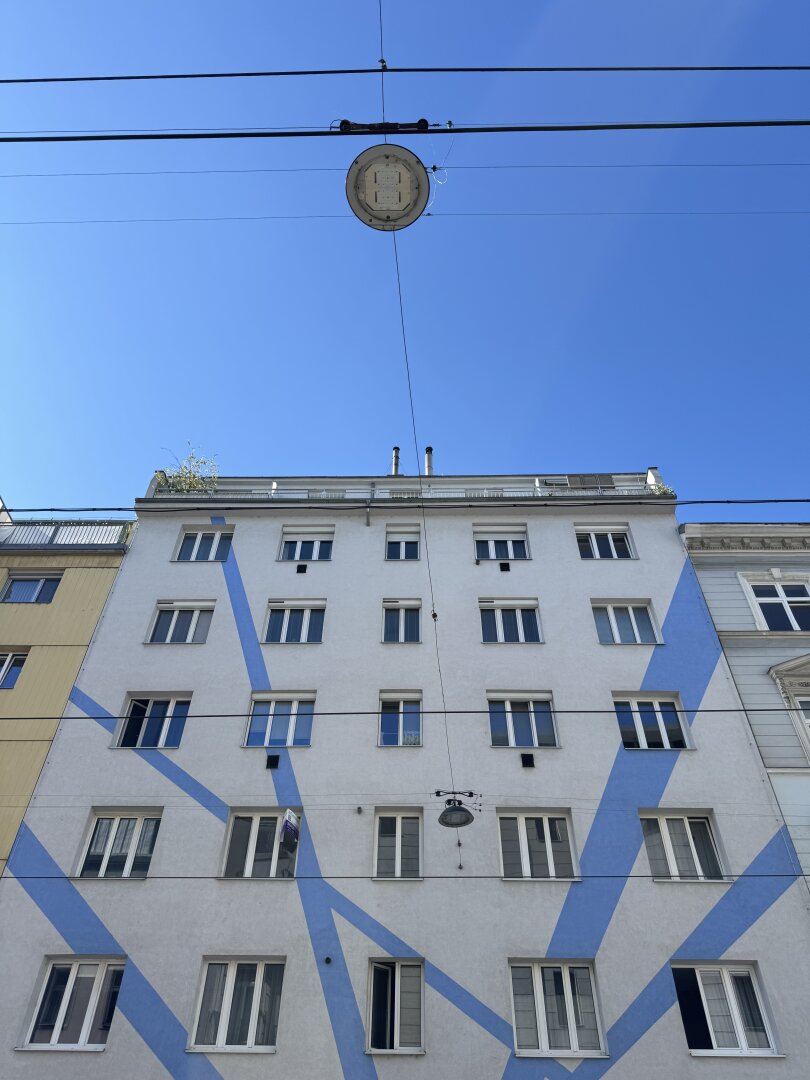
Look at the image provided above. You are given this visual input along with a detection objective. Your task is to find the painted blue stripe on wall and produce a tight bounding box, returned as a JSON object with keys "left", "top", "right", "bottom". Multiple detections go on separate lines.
{"left": 69, "top": 685, "right": 116, "bottom": 733}
{"left": 8, "top": 824, "right": 223, "bottom": 1080}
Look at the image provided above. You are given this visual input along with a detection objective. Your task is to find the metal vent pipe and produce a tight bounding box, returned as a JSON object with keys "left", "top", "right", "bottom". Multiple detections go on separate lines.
{"left": 391, "top": 446, "right": 400, "bottom": 476}
{"left": 424, "top": 446, "right": 434, "bottom": 476}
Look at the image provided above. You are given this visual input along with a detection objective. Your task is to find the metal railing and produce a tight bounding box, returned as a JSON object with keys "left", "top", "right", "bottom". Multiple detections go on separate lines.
{"left": 0, "top": 520, "right": 131, "bottom": 548}
{"left": 148, "top": 483, "right": 654, "bottom": 502}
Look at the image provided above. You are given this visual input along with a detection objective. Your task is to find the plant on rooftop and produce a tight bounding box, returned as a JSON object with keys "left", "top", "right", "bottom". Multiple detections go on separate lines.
{"left": 651, "top": 483, "right": 677, "bottom": 498}
{"left": 155, "top": 447, "right": 218, "bottom": 494}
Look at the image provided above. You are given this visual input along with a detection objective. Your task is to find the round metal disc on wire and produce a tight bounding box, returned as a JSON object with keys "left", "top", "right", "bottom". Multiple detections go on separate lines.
{"left": 346, "top": 143, "right": 430, "bottom": 231}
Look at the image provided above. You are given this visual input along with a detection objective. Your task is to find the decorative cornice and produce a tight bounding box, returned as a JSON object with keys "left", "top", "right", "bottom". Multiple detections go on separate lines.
{"left": 685, "top": 535, "right": 810, "bottom": 552}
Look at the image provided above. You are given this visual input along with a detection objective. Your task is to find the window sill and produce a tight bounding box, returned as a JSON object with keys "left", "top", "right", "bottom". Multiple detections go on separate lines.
{"left": 262, "top": 641, "right": 323, "bottom": 646}
{"left": 377, "top": 744, "right": 423, "bottom": 749}
{"left": 217, "top": 876, "right": 296, "bottom": 883}
{"left": 502, "top": 876, "right": 580, "bottom": 883}
{"left": 651, "top": 877, "right": 729, "bottom": 884}
{"left": 689, "top": 1051, "right": 782, "bottom": 1058}
{"left": 381, "top": 641, "right": 422, "bottom": 645}
{"left": 621, "top": 747, "right": 692, "bottom": 753}
{"left": 243, "top": 744, "right": 311, "bottom": 750}
{"left": 481, "top": 641, "right": 544, "bottom": 646}
{"left": 372, "top": 876, "right": 424, "bottom": 882}
{"left": 187, "top": 1046, "right": 277, "bottom": 1054}
{"left": 515, "top": 1050, "right": 607, "bottom": 1059}
{"left": 598, "top": 642, "right": 661, "bottom": 647}
{"left": 490, "top": 744, "right": 560, "bottom": 750}
{"left": 16, "top": 1045, "right": 106, "bottom": 1053}
{"left": 365, "top": 1048, "right": 426, "bottom": 1055}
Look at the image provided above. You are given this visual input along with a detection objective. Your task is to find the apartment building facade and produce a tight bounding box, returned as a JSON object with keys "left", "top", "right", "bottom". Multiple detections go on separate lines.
{"left": 0, "top": 501, "right": 130, "bottom": 877}
{"left": 682, "top": 522, "right": 810, "bottom": 876}
{"left": 1, "top": 469, "right": 809, "bottom": 1079}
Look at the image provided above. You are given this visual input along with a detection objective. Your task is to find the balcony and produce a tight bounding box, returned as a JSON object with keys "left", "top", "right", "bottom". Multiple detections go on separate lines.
{"left": 0, "top": 520, "right": 132, "bottom": 550}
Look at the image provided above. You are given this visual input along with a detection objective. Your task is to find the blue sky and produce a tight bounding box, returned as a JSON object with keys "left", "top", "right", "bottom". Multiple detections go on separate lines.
{"left": 1, "top": 1, "right": 808, "bottom": 522}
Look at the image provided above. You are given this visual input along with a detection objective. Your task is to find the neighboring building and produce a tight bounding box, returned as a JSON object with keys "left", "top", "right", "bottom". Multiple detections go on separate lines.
{"left": 682, "top": 522, "right": 810, "bottom": 876}
{"left": 0, "top": 502, "right": 131, "bottom": 876}
{"left": 2, "top": 466, "right": 809, "bottom": 1078}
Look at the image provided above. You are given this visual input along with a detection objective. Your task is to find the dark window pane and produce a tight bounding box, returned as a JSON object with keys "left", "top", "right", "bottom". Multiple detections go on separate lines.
{"left": 403, "top": 608, "right": 420, "bottom": 642}
{"left": 371, "top": 963, "right": 394, "bottom": 1049}
{"left": 577, "top": 534, "right": 594, "bottom": 559}
{"left": 376, "top": 817, "right": 396, "bottom": 877}
{"left": 5, "top": 579, "right": 39, "bottom": 602}
{"left": 403, "top": 701, "right": 421, "bottom": 745}
{"left": 632, "top": 607, "right": 656, "bottom": 644}
{"left": 195, "top": 964, "right": 227, "bottom": 1045}
{"left": 511, "top": 967, "right": 539, "bottom": 1050}
{"left": 57, "top": 964, "right": 97, "bottom": 1044}
{"left": 638, "top": 702, "right": 664, "bottom": 748}
{"left": 614, "top": 701, "right": 639, "bottom": 748}
{"left": 499, "top": 817, "right": 523, "bottom": 877}
{"left": 81, "top": 818, "right": 112, "bottom": 877}
{"left": 476, "top": 540, "right": 490, "bottom": 560}
{"left": 511, "top": 702, "right": 534, "bottom": 747}
{"left": 195, "top": 534, "right": 214, "bottom": 561}
{"left": 548, "top": 818, "right": 574, "bottom": 877}
{"left": 542, "top": 967, "right": 571, "bottom": 1050}
{"left": 489, "top": 701, "right": 509, "bottom": 746}
{"left": 759, "top": 602, "right": 793, "bottom": 630}
{"left": 130, "top": 818, "right": 160, "bottom": 877}
{"left": 275, "top": 824, "right": 298, "bottom": 879}
{"left": 190, "top": 608, "right": 211, "bottom": 644}
{"left": 384, "top": 608, "right": 400, "bottom": 642}
{"left": 286, "top": 609, "right": 304, "bottom": 642}
{"left": 380, "top": 702, "right": 399, "bottom": 746}
{"left": 142, "top": 700, "right": 169, "bottom": 747}
{"left": 214, "top": 533, "right": 231, "bottom": 561}
{"left": 255, "top": 965, "right": 284, "bottom": 1046}
{"left": 30, "top": 965, "right": 71, "bottom": 1042}
{"left": 595, "top": 533, "right": 613, "bottom": 558}
{"left": 398, "top": 964, "right": 422, "bottom": 1048}
{"left": 150, "top": 610, "right": 174, "bottom": 643}
{"left": 105, "top": 818, "right": 136, "bottom": 877}
{"left": 494, "top": 540, "right": 509, "bottom": 560}
{"left": 614, "top": 607, "right": 636, "bottom": 643}
{"left": 569, "top": 967, "right": 600, "bottom": 1051}
{"left": 512, "top": 540, "right": 527, "bottom": 560}
{"left": 282, "top": 541, "right": 296, "bottom": 561}
{"left": 225, "top": 964, "right": 256, "bottom": 1045}
{"left": 400, "top": 817, "right": 420, "bottom": 877}
{"left": 593, "top": 607, "right": 614, "bottom": 643}
{"left": 178, "top": 534, "right": 196, "bottom": 561}
{"left": 170, "top": 609, "right": 193, "bottom": 643}
{"left": 387, "top": 541, "right": 400, "bottom": 560}
{"left": 673, "top": 968, "right": 713, "bottom": 1050}
{"left": 251, "top": 818, "right": 277, "bottom": 878}
{"left": 268, "top": 702, "right": 292, "bottom": 746}
{"left": 247, "top": 702, "right": 270, "bottom": 746}
{"left": 783, "top": 585, "right": 809, "bottom": 598}
{"left": 307, "top": 608, "right": 324, "bottom": 643}
{"left": 613, "top": 533, "right": 631, "bottom": 559}
{"left": 641, "top": 819, "right": 671, "bottom": 878}
{"left": 502, "top": 608, "right": 519, "bottom": 642}
{"left": 533, "top": 701, "right": 556, "bottom": 747}
{"left": 667, "top": 818, "right": 698, "bottom": 879}
{"left": 481, "top": 609, "right": 497, "bottom": 642}
{"left": 37, "top": 578, "right": 60, "bottom": 603}
{"left": 299, "top": 541, "right": 314, "bottom": 561}
{"left": 791, "top": 603, "right": 810, "bottom": 630}
{"left": 121, "top": 700, "right": 147, "bottom": 747}
{"left": 165, "top": 699, "right": 189, "bottom": 747}
{"left": 1, "top": 655, "right": 25, "bottom": 688}
{"left": 752, "top": 585, "right": 778, "bottom": 597}
{"left": 660, "top": 703, "right": 686, "bottom": 748}
{"left": 689, "top": 818, "right": 722, "bottom": 880}
{"left": 526, "top": 818, "right": 551, "bottom": 878}
{"left": 87, "top": 966, "right": 123, "bottom": 1045}
{"left": 318, "top": 540, "right": 332, "bottom": 561}
{"left": 521, "top": 609, "right": 540, "bottom": 642}
{"left": 404, "top": 541, "right": 418, "bottom": 560}
{"left": 732, "top": 973, "right": 770, "bottom": 1049}
{"left": 224, "top": 817, "right": 252, "bottom": 878}
{"left": 293, "top": 701, "right": 314, "bottom": 746}
{"left": 266, "top": 609, "right": 284, "bottom": 642}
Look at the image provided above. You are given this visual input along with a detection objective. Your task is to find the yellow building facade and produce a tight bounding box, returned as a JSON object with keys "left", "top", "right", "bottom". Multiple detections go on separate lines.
{"left": 0, "top": 512, "right": 131, "bottom": 874}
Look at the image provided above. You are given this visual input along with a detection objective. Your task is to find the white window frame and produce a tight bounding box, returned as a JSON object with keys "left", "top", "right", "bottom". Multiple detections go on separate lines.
{"left": 1, "top": 574, "right": 61, "bottom": 603}
{"left": 498, "top": 813, "right": 577, "bottom": 879}
{"left": 378, "top": 696, "right": 422, "bottom": 747}
{"left": 246, "top": 697, "right": 315, "bottom": 747}
{"left": 79, "top": 813, "right": 161, "bottom": 878}
{"left": 382, "top": 602, "right": 421, "bottom": 644}
{"left": 25, "top": 959, "right": 125, "bottom": 1049}
{"left": 474, "top": 533, "right": 530, "bottom": 561}
{"left": 741, "top": 575, "right": 810, "bottom": 632}
{"left": 189, "top": 958, "right": 285, "bottom": 1052}
{"left": 373, "top": 811, "right": 422, "bottom": 879}
{"left": 795, "top": 695, "right": 810, "bottom": 736}
{"left": 279, "top": 533, "right": 333, "bottom": 562}
{"left": 117, "top": 696, "right": 191, "bottom": 749}
{"left": 174, "top": 529, "right": 232, "bottom": 562}
{"left": 613, "top": 696, "right": 688, "bottom": 750}
{"left": 641, "top": 813, "right": 724, "bottom": 881}
{"left": 673, "top": 964, "right": 776, "bottom": 1056}
{"left": 264, "top": 601, "right": 326, "bottom": 644}
{"left": 480, "top": 600, "right": 542, "bottom": 643}
{"left": 592, "top": 602, "right": 659, "bottom": 644}
{"left": 0, "top": 651, "right": 26, "bottom": 688}
{"left": 385, "top": 528, "right": 420, "bottom": 561}
{"left": 366, "top": 959, "right": 425, "bottom": 1054}
{"left": 487, "top": 696, "right": 557, "bottom": 748}
{"left": 575, "top": 527, "right": 634, "bottom": 560}
{"left": 148, "top": 603, "right": 213, "bottom": 644}
{"left": 223, "top": 811, "right": 300, "bottom": 879}
{"left": 509, "top": 961, "right": 604, "bottom": 1057}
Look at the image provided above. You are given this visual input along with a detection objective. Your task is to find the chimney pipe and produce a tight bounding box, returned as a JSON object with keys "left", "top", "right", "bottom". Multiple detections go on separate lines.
{"left": 391, "top": 446, "right": 400, "bottom": 476}
{"left": 424, "top": 446, "right": 434, "bottom": 476}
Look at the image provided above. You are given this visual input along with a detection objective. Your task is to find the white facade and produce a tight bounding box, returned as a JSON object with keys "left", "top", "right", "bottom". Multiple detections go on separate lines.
{"left": 2, "top": 471, "right": 810, "bottom": 1079}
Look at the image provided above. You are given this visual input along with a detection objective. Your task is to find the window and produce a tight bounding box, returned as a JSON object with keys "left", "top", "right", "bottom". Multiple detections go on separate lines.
{"left": 576, "top": 529, "right": 632, "bottom": 560}
{"left": 749, "top": 582, "right": 810, "bottom": 631}
{"left": 480, "top": 601, "right": 541, "bottom": 643}
{"left": 223, "top": 811, "right": 299, "bottom": 878}
{"left": 1, "top": 575, "right": 60, "bottom": 603}
{"left": 118, "top": 697, "right": 190, "bottom": 748}
{"left": 368, "top": 960, "right": 423, "bottom": 1052}
{"left": 264, "top": 603, "right": 324, "bottom": 643}
{"left": 614, "top": 698, "right": 686, "bottom": 749}
{"left": 375, "top": 813, "right": 421, "bottom": 878}
{"left": 797, "top": 697, "right": 810, "bottom": 731}
{"left": 80, "top": 814, "right": 161, "bottom": 878}
{"left": 379, "top": 699, "right": 421, "bottom": 746}
{"left": 499, "top": 814, "right": 575, "bottom": 878}
{"left": 383, "top": 602, "right": 420, "bottom": 643}
{"left": 475, "top": 533, "right": 528, "bottom": 561}
{"left": 27, "top": 960, "right": 124, "bottom": 1048}
{"left": 672, "top": 965, "right": 774, "bottom": 1054}
{"left": 386, "top": 529, "right": 419, "bottom": 561}
{"left": 592, "top": 603, "right": 657, "bottom": 644}
{"left": 176, "top": 531, "right": 232, "bottom": 562}
{"left": 510, "top": 962, "right": 603, "bottom": 1055}
{"left": 0, "top": 651, "right": 26, "bottom": 689}
{"left": 149, "top": 604, "right": 213, "bottom": 644}
{"left": 489, "top": 698, "right": 556, "bottom": 748}
{"left": 280, "top": 534, "right": 333, "bottom": 562}
{"left": 245, "top": 698, "right": 314, "bottom": 747}
{"left": 640, "top": 814, "right": 723, "bottom": 880}
{"left": 192, "top": 960, "right": 284, "bottom": 1050}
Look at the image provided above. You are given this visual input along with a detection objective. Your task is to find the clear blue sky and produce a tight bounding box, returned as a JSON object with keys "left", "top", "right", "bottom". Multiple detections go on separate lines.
{"left": 1, "top": 2, "right": 808, "bottom": 523}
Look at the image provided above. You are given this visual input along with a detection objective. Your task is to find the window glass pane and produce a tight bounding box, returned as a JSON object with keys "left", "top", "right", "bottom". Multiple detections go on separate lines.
{"left": 699, "top": 970, "right": 739, "bottom": 1048}
{"left": 165, "top": 699, "right": 190, "bottom": 747}
{"left": 499, "top": 817, "right": 523, "bottom": 878}
{"left": 307, "top": 608, "right": 324, "bottom": 643}
{"left": 275, "top": 825, "right": 298, "bottom": 879}
{"left": 371, "top": 963, "right": 394, "bottom": 1049}
{"left": 178, "top": 534, "right": 196, "bottom": 561}
{"left": 593, "top": 607, "right": 614, "bottom": 644}
{"left": 660, "top": 703, "right": 686, "bottom": 749}
{"left": 225, "top": 963, "right": 257, "bottom": 1045}
{"left": 632, "top": 606, "right": 656, "bottom": 643}
{"left": 731, "top": 973, "right": 770, "bottom": 1049}
{"left": 196, "top": 534, "right": 214, "bottom": 561}
{"left": 105, "top": 818, "right": 136, "bottom": 877}
{"left": 512, "top": 539, "right": 527, "bottom": 560}
{"left": 31, "top": 965, "right": 71, "bottom": 1043}
{"left": 614, "top": 701, "right": 639, "bottom": 748}
{"left": 57, "top": 963, "right": 97, "bottom": 1044}
{"left": 613, "top": 533, "right": 631, "bottom": 559}
{"left": 387, "top": 541, "right": 400, "bottom": 560}
{"left": 403, "top": 608, "right": 420, "bottom": 642}
{"left": 252, "top": 817, "right": 278, "bottom": 878}
{"left": 595, "top": 533, "right": 613, "bottom": 558}
{"left": 521, "top": 609, "right": 540, "bottom": 642}
{"left": 282, "top": 541, "right": 297, "bottom": 561}
{"left": 400, "top": 817, "right": 420, "bottom": 877}
{"left": 577, "top": 534, "right": 594, "bottom": 559}
{"left": 476, "top": 540, "right": 490, "bottom": 560}
{"left": 1, "top": 655, "right": 25, "bottom": 688}
{"left": 296, "top": 540, "right": 312, "bottom": 560}
{"left": 666, "top": 818, "right": 698, "bottom": 879}
{"left": 247, "top": 702, "right": 270, "bottom": 746}
{"left": 170, "top": 609, "right": 193, "bottom": 643}
{"left": 268, "top": 702, "right": 292, "bottom": 746}
{"left": 494, "top": 540, "right": 509, "bottom": 560}
{"left": 318, "top": 540, "right": 332, "bottom": 561}
{"left": 224, "top": 817, "right": 253, "bottom": 878}
{"left": 548, "top": 817, "right": 574, "bottom": 878}
{"left": 37, "top": 578, "right": 60, "bottom": 603}
{"left": 533, "top": 701, "right": 556, "bottom": 747}
{"left": 689, "top": 818, "right": 722, "bottom": 880}
{"left": 542, "top": 967, "right": 572, "bottom": 1050}
{"left": 673, "top": 967, "right": 714, "bottom": 1050}
{"left": 752, "top": 585, "right": 778, "bottom": 597}
{"left": 501, "top": 608, "right": 519, "bottom": 642}
{"left": 142, "top": 700, "right": 169, "bottom": 747}
{"left": 5, "top": 579, "right": 39, "bottom": 602}
{"left": 215, "top": 533, "right": 232, "bottom": 561}
{"left": 376, "top": 817, "right": 396, "bottom": 877}
{"left": 266, "top": 610, "right": 285, "bottom": 642}
{"left": 384, "top": 609, "right": 400, "bottom": 642}
{"left": 286, "top": 609, "right": 304, "bottom": 643}
{"left": 398, "top": 965, "right": 422, "bottom": 1048}
{"left": 87, "top": 966, "right": 123, "bottom": 1045}
{"left": 293, "top": 701, "right": 314, "bottom": 746}
{"left": 81, "top": 818, "right": 113, "bottom": 877}
{"left": 481, "top": 609, "right": 498, "bottom": 642}
{"left": 489, "top": 701, "right": 509, "bottom": 746}
{"left": 130, "top": 818, "right": 160, "bottom": 877}
{"left": 510, "top": 702, "right": 534, "bottom": 747}
{"left": 569, "top": 967, "right": 600, "bottom": 1051}
{"left": 121, "top": 700, "right": 147, "bottom": 747}
{"left": 402, "top": 701, "right": 421, "bottom": 746}
{"left": 614, "top": 606, "right": 636, "bottom": 644}
{"left": 511, "top": 967, "right": 539, "bottom": 1049}
{"left": 195, "top": 963, "right": 228, "bottom": 1045}
{"left": 151, "top": 609, "right": 174, "bottom": 643}
{"left": 189, "top": 608, "right": 211, "bottom": 644}
{"left": 526, "top": 818, "right": 551, "bottom": 878}
{"left": 403, "top": 541, "right": 418, "bottom": 560}
{"left": 783, "top": 585, "right": 809, "bottom": 598}
{"left": 638, "top": 702, "right": 664, "bottom": 748}
{"left": 790, "top": 602, "right": 810, "bottom": 630}
{"left": 641, "top": 819, "right": 670, "bottom": 878}
{"left": 255, "top": 964, "right": 284, "bottom": 1046}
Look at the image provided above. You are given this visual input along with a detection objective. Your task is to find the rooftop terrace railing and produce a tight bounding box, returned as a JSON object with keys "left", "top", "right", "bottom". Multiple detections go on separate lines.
{"left": 0, "top": 521, "right": 131, "bottom": 549}
{"left": 151, "top": 481, "right": 655, "bottom": 501}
